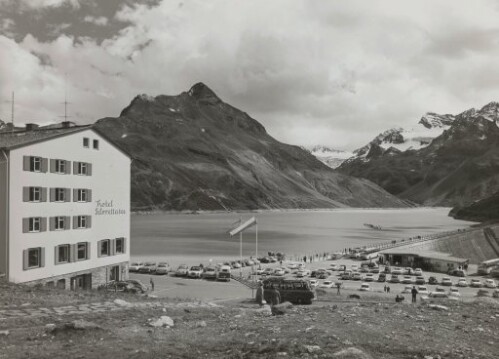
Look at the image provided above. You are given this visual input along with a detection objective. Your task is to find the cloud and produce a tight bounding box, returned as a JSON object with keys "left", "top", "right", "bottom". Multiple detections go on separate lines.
{"left": 9, "top": 0, "right": 81, "bottom": 10}
{"left": 2, "top": 0, "right": 499, "bottom": 150}
{"left": 83, "top": 15, "right": 109, "bottom": 26}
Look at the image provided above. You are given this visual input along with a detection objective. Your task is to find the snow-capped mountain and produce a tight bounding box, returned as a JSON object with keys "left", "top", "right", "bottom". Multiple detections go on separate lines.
{"left": 308, "top": 145, "right": 354, "bottom": 169}
{"left": 338, "top": 100, "right": 499, "bottom": 208}
{"left": 350, "top": 101, "right": 499, "bottom": 162}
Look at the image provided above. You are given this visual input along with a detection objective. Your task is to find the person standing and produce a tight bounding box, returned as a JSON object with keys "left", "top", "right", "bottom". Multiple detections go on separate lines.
{"left": 255, "top": 282, "right": 264, "bottom": 306}
{"left": 336, "top": 282, "right": 342, "bottom": 295}
{"left": 411, "top": 286, "right": 418, "bottom": 303}
{"left": 150, "top": 277, "right": 155, "bottom": 292}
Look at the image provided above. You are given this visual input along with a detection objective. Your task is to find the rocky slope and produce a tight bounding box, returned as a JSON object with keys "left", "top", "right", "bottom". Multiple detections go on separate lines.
{"left": 338, "top": 102, "right": 499, "bottom": 207}
{"left": 450, "top": 192, "right": 499, "bottom": 222}
{"left": 94, "top": 83, "right": 407, "bottom": 211}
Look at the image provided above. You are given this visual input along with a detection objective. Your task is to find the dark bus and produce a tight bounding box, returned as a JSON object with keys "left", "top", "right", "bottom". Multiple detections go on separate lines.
{"left": 262, "top": 278, "right": 315, "bottom": 305}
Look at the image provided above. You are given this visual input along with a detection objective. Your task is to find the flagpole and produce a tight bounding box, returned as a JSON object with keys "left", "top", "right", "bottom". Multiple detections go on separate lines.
{"left": 255, "top": 221, "right": 258, "bottom": 260}
{"left": 239, "top": 231, "right": 242, "bottom": 277}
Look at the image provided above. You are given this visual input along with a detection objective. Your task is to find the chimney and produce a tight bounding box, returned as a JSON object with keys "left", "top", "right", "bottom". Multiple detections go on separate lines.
{"left": 61, "top": 121, "right": 71, "bottom": 128}
{"left": 25, "top": 123, "right": 39, "bottom": 131}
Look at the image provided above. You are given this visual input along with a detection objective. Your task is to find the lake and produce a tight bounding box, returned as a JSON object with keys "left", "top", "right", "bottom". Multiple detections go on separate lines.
{"left": 130, "top": 208, "right": 475, "bottom": 266}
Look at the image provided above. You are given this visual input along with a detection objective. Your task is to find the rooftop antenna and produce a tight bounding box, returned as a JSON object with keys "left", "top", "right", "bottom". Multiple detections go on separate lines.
{"left": 60, "top": 74, "right": 71, "bottom": 122}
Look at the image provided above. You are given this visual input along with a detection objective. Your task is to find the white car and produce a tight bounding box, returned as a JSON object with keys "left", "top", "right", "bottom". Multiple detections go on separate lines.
{"left": 401, "top": 285, "right": 413, "bottom": 294}
{"left": 441, "top": 277, "right": 453, "bottom": 286}
{"left": 359, "top": 282, "right": 371, "bottom": 291}
{"left": 308, "top": 279, "right": 319, "bottom": 288}
{"left": 288, "top": 263, "right": 300, "bottom": 270}
{"left": 413, "top": 268, "right": 423, "bottom": 276}
{"left": 402, "top": 276, "right": 414, "bottom": 284}
{"left": 329, "top": 264, "right": 339, "bottom": 271}
{"left": 320, "top": 280, "right": 334, "bottom": 288}
{"left": 129, "top": 262, "right": 144, "bottom": 272}
{"left": 273, "top": 268, "right": 286, "bottom": 276}
{"left": 155, "top": 262, "right": 170, "bottom": 275}
{"left": 364, "top": 273, "right": 375, "bottom": 282}
{"left": 430, "top": 287, "right": 448, "bottom": 298}
{"left": 457, "top": 278, "right": 468, "bottom": 287}
{"left": 485, "top": 279, "right": 497, "bottom": 288}
{"left": 470, "top": 279, "right": 482, "bottom": 288}
{"left": 391, "top": 267, "right": 403, "bottom": 275}
{"left": 449, "top": 287, "right": 461, "bottom": 297}
{"left": 175, "top": 264, "right": 189, "bottom": 277}
{"left": 187, "top": 266, "right": 203, "bottom": 278}
{"left": 418, "top": 286, "right": 429, "bottom": 296}
{"left": 351, "top": 264, "right": 359, "bottom": 271}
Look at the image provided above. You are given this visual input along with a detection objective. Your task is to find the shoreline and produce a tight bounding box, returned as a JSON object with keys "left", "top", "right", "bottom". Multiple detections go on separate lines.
{"left": 131, "top": 206, "right": 465, "bottom": 216}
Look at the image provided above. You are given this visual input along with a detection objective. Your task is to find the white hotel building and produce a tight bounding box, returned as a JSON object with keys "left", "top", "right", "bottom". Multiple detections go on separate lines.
{"left": 0, "top": 124, "right": 131, "bottom": 290}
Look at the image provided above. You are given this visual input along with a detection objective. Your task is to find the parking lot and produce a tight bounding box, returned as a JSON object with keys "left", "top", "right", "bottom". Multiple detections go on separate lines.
{"left": 128, "top": 258, "right": 497, "bottom": 302}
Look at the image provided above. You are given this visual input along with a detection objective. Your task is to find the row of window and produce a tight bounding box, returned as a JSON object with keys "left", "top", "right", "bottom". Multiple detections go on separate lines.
{"left": 83, "top": 137, "right": 99, "bottom": 150}
{"left": 22, "top": 238, "right": 126, "bottom": 270}
{"left": 23, "top": 156, "right": 92, "bottom": 176}
{"left": 22, "top": 216, "right": 91, "bottom": 233}
{"left": 23, "top": 187, "right": 92, "bottom": 203}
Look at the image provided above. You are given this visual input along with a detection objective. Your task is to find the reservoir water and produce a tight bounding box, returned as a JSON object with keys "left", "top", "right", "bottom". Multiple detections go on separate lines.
{"left": 131, "top": 208, "right": 475, "bottom": 266}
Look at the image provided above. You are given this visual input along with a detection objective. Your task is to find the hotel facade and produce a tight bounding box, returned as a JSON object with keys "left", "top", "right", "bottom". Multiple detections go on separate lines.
{"left": 0, "top": 125, "right": 131, "bottom": 290}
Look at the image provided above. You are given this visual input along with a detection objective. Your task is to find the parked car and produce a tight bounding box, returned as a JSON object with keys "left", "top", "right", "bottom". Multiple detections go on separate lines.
{"left": 359, "top": 282, "right": 371, "bottom": 291}
{"left": 216, "top": 265, "right": 231, "bottom": 282}
{"left": 288, "top": 263, "right": 300, "bottom": 270}
{"left": 340, "top": 271, "right": 352, "bottom": 280}
{"left": 377, "top": 273, "right": 386, "bottom": 282}
{"left": 402, "top": 276, "right": 414, "bottom": 284}
{"left": 364, "top": 273, "right": 375, "bottom": 282}
{"left": 484, "top": 279, "right": 497, "bottom": 288}
{"left": 273, "top": 268, "right": 286, "bottom": 276}
{"left": 231, "top": 261, "right": 241, "bottom": 269}
{"left": 352, "top": 272, "right": 362, "bottom": 281}
{"left": 244, "top": 259, "right": 255, "bottom": 266}
{"left": 370, "top": 267, "right": 380, "bottom": 274}
{"left": 418, "top": 286, "right": 429, "bottom": 296}
{"left": 457, "top": 278, "right": 468, "bottom": 287}
{"left": 351, "top": 264, "right": 359, "bottom": 271}
{"left": 338, "top": 265, "right": 347, "bottom": 271}
{"left": 188, "top": 266, "right": 203, "bottom": 278}
{"left": 449, "top": 269, "right": 466, "bottom": 277}
{"left": 430, "top": 287, "right": 448, "bottom": 298}
{"left": 413, "top": 268, "right": 423, "bottom": 276}
{"left": 449, "top": 287, "right": 461, "bottom": 298}
{"left": 129, "top": 262, "right": 144, "bottom": 273}
{"left": 175, "top": 264, "right": 189, "bottom": 277}
{"left": 138, "top": 262, "right": 157, "bottom": 274}
{"left": 404, "top": 267, "right": 414, "bottom": 275}
{"left": 329, "top": 264, "right": 339, "bottom": 271}
{"left": 202, "top": 266, "right": 217, "bottom": 280}
{"left": 320, "top": 280, "right": 334, "bottom": 288}
{"left": 359, "top": 266, "right": 370, "bottom": 273}
{"left": 441, "top": 277, "right": 453, "bottom": 286}
{"left": 428, "top": 276, "right": 439, "bottom": 285}
{"left": 401, "top": 285, "right": 413, "bottom": 294}
{"left": 317, "top": 272, "right": 330, "bottom": 280}
{"left": 389, "top": 274, "right": 400, "bottom": 283}
{"left": 155, "top": 262, "right": 170, "bottom": 275}
{"left": 415, "top": 276, "right": 426, "bottom": 285}
{"left": 308, "top": 279, "right": 319, "bottom": 288}
{"left": 391, "top": 268, "right": 403, "bottom": 275}
{"left": 470, "top": 279, "right": 482, "bottom": 288}
{"left": 263, "top": 268, "right": 274, "bottom": 276}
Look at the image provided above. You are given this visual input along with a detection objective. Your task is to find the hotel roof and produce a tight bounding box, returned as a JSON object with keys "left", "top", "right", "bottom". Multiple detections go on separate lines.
{"left": 0, "top": 125, "right": 132, "bottom": 158}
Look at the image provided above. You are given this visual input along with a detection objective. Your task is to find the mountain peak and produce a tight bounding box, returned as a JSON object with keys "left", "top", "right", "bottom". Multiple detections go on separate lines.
{"left": 188, "top": 82, "right": 221, "bottom": 103}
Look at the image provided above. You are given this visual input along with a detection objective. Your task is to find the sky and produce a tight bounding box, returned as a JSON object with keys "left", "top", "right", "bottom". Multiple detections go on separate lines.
{"left": 1, "top": 0, "right": 499, "bottom": 151}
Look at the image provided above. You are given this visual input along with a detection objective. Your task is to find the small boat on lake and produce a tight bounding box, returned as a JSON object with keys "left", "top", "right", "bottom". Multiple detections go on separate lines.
{"left": 364, "top": 223, "right": 383, "bottom": 230}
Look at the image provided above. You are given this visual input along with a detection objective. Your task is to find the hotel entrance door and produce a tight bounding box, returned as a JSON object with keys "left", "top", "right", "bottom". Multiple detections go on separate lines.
{"left": 70, "top": 274, "right": 92, "bottom": 290}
